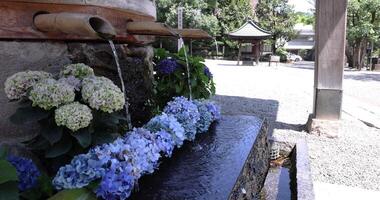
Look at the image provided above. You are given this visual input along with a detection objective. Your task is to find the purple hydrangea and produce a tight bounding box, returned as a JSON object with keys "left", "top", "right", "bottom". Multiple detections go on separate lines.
{"left": 96, "top": 163, "right": 135, "bottom": 200}
{"left": 7, "top": 155, "right": 41, "bottom": 191}
{"left": 156, "top": 59, "right": 180, "bottom": 75}
{"left": 164, "top": 97, "right": 201, "bottom": 141}
{"left": 204, "top": 66, "right": 213, "bottom": 79}
{"left": 144, "top": 113, "right": 186, "bottom": 147}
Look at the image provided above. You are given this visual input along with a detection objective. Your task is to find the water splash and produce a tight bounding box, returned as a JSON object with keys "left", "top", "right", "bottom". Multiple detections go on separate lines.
{"left": 214, "top": 38, "right": 219, "bottom": 59}
{"left": 178, "top": 37, "right": 193, "bottom": 100}
{"left": 108, "top": 40, "right": 132, "bottom": 130}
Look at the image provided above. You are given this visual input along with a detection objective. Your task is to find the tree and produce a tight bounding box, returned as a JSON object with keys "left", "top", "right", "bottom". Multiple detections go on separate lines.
{"left": 347, "top": 0, "right": 380, "bottom": 69}
{"left": 255, "top": 0, "right": 297, "bottom": 53}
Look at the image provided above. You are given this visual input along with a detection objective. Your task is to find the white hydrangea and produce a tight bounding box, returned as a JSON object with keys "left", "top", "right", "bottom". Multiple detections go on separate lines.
{"left": 60, "top": 63, "right": 94, "bottom": 79}
{"left": 58, "top": 76, "right": 81, "bottom": 91}
{"left": 4, "top": 71, "right": 52, "bottom": 100}
{"left": 82, "top": 76, "right": 125, "bottom": 113}
{"left": 29, "top": 79, "right": 75, "bottom": 110}
{"left": 55, "top": 102, "right": 93, "bottom": 132}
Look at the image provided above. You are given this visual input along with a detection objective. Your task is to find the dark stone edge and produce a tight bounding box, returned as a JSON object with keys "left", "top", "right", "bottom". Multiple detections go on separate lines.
{"left": 229, "top": 119, "right": 270, "bottom": 200}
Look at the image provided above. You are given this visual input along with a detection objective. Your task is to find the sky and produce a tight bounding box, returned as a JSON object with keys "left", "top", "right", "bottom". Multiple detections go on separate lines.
{"left": 288, "top": 0, "right": 315, "bottom": 13}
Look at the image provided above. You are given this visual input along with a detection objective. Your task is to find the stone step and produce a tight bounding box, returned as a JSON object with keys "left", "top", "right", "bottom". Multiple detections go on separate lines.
{"left": 130, "top": 115, "right": 270, "bottom": 200}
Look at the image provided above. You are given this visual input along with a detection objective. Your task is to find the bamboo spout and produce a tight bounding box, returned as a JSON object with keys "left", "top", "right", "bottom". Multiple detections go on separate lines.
{"left": 34, "top": 13, "right": 116, "bottom": 38}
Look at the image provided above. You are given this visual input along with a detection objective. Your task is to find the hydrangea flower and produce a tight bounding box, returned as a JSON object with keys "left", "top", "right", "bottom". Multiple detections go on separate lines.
{"left": 194, "top": 100, "right": 214, "bottom": 133}
{"left": 205, "top": 100, "right": 221, "bottom": 121}
{"left": 58, "top": 76, "right": 81, "bottom": 91}
{"left": 156, "top": 58, "right": 180, "bottom": 74}
{"left": 29, "top": 78, "right": 75, "bottom": 110}
{"left": 53, "top": 153, "right": 106, "bottom": 190}
{"left": 82, "top": 76, "right": 125, "bottom": 113}
{"left": 163, "top": 97, "right": 200, "bottom": 141}
{"left": 96, "top": 164, "right": 135, "bottom": 200}
{"left": 204, "top": 66, "right": 213, "bottom": 79}
{"left": 4, "top": 71, "right": 52, "bottom": 100}
{"left": 55, "top": 102, "right": 93, "bottom": 132}
{"left": 7, "top": 155, "right": 41, "bottom": 191}
{"left": 124, "top": 128, "right": 161, "bottom": 176}
{"left": 60, "top": 63, "right": 94, "bottom": 79}
{"left": 145, "top": 113, "right": 186, "bottom": 147}
{"left": 154, "top": 130, "right": 175, "bottom": 157}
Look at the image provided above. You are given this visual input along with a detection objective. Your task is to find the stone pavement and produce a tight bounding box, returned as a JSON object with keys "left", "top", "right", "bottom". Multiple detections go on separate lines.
{"left": 206, "top": 59, "right": 380, "bottom": 194}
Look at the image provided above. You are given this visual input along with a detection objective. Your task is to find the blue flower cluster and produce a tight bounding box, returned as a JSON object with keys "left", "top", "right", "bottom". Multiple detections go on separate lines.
{"left": 53, "top": 96, "right": 220, "bottom": 200}
{"left": 204, "top": 66, "right": 213, "bottom": 79}
{"left": 156, "top": 59, "right": 180, "bottom": 75}
{"left": 164, "top": 97, "right": 201, "bottom": 141}
{"left": 7, "top": 155, "right": 41, "bottom": 191}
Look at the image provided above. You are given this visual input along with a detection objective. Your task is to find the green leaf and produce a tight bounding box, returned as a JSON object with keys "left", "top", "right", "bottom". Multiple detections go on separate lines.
{"left": 0, "top": 147, "right": 7, "bottom": 160}
{"left": 48, "top": 189, "right": 96, "bottom": 200}
{"left": 0, "top": 181, "right": 19, "bottom": 200}
{"left": 40, "top": 124, "right": 63, "bottom": 145}
{"left": 0, "top": 160, "right": 18, "bottom": 184}
{"left": 72, "top": 129, "right": 92, "bottom": 148}
{"left": 39, "top": 174, "right": 54, "bottom": 197}
{"left": 45, "top": 136, "right": 72, "bottom": 158}
{"left": 10, "top": 106, "right": 50, "bottom": 125}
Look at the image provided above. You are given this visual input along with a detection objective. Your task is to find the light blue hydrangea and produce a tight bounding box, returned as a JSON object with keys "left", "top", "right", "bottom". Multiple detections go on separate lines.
{"left": 163, "top": 97, "right": 200, "bottom": 141}
{"left": 144, "top": 113, "right": 185, "bottom": 147}
{"left": 205, "top": 100, "right": 221, "bottom": 121}
{"left": 124, "top": 128, "right": 161, "bottom": 176}
{"left": 52, "top": 153, "right": 106, "bottom": 190}
{"left": 194, "top": 100, "right": 214, "bottom": 133}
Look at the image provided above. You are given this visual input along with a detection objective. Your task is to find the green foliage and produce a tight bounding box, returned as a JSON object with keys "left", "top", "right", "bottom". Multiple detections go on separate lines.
{"left": 294, "top": 12, "right": 315, "bottom": 25}
{"left": 275, "top": 48, "right": 289, "bottom": 62}
{"left": 48, "top": 188, "right": 96, "bottom": 200}
{"left": 153, "top": 47, "right": 216, "bottom": 109}
{"left": 0, "top": 147, "right": 19, "bottom": 200}
{"left": 255, "top": 0, "right": 297, "bottom": 52}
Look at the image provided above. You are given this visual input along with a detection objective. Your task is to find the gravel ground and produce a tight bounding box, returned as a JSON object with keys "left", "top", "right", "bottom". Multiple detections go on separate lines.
{"left": 206, "top": 59, "right": 380, "bottom": 191}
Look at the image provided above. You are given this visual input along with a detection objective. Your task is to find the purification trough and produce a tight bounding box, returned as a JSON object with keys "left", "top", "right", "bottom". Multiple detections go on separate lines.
{"left": 0, "top": 1, "right": 314, "bottom": 199}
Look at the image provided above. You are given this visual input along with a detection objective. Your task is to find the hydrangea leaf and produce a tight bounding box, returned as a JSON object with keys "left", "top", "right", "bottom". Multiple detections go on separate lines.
{"left": 0, "top": 181, "right": 19, "bottom": 200}
{"left": 45, "top": 136, "right": 72, "bottom": 158}
{"left": 0, "top": 160, "right": 18, "bottom": 184}
{"left": 48, "top": 188, "right": 96, "bottom": 200}
{"left": 40, "top": 123, "right": 63, "bottom": 145}
{"left": 9, "top": 106, "right": 50, "bottom": 125}
{"left": 72, "top": 129, "right": 92, "bottom": 148}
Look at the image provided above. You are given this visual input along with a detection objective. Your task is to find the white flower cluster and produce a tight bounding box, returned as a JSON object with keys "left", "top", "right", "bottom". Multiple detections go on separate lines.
{"left": 55, "top": 102, "right": 93, "bottom": 132}
{"left": 29, "top": 79, "right": 75, "bottom": 110}
{"left": 60, "top": 63, "right": 94, "bottom": 79}
{"left": 82, "top": 76, "right": 125, "bottom": 113}
{"left": 4, "top": 71, "right": 52, "bottom": 100}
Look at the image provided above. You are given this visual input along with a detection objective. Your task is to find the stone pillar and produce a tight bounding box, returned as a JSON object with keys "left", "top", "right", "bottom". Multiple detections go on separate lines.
{"left": 308, "top": 0, "right": 348, "bottom": 137}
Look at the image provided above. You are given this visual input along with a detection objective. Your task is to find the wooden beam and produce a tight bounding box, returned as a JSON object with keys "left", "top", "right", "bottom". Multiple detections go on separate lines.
{"left": 313, "top": 0, "right": 348, "bottom": 120}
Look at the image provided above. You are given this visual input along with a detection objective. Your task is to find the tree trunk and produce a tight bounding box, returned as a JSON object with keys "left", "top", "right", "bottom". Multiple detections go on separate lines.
{"left": 272, "top": 40, "right": 277, "bottom": 54}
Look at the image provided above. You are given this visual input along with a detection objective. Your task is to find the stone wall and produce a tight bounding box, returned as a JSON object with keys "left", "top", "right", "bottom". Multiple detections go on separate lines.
{"left": 0, "top": 41, "right": 154, "bottom": 143}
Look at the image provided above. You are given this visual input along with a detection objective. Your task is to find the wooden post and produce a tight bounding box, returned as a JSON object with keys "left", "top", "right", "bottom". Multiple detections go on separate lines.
{"left": 308, "top": 0, "right": 348, "bottom": 138}
{"left": 312, "top": 0, "right": 348, "bottom": 120}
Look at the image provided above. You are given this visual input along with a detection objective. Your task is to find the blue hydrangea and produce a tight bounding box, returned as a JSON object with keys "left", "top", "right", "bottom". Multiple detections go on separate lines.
{"left": 53, "top": 153, "right": 106, "bottom": 190}
{"left": 204, "top": 66, "right": 213, "bottom": 79}
{"left": 154, "top": 130, "right": 176, "bottom": 157}
{"left": 164, "top": 97, "right": 200, "bottom": 141}
{"left": 124, "top": 128, "right": 161, "bottom": 176}
{"left": 205, "top": 100, "right": 221, "bottom": 121}
{"left": 156, "top": 59, "right": 180, "bottom": 74}
{"left": 145, "top": 113, "right": 186, "bottom": 147}
{"left": 96, "top": 163, "right": 135, "bottom": 200}
{"left": 7, "top": 155, "right": 41, "bottom": 191}
{"left": 194, "top": 100, "right": 214, "bottom": 133}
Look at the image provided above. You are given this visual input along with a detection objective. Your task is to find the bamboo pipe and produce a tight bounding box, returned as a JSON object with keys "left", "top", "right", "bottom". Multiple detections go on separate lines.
{"left": 34, "top": 13, "right": 116, "bottom": 39}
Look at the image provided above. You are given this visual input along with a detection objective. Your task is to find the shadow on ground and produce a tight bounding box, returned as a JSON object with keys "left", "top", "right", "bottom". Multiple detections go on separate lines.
{"left": 212, "top": 95, "right": 306, "bottom": 136}
{"left": 344, "top": 73, "right": 380, "bottom": 82}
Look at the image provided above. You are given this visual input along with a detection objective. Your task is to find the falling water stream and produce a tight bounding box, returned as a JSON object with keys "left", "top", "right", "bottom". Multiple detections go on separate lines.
{"left": 108, "top": 40, "right": 133, "bottom": 130}
{"left": 214, "top": 38, "right": 219, "bottom": 58}
{"left": 178, "top": 37, "right": 193, "bottom": 100}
